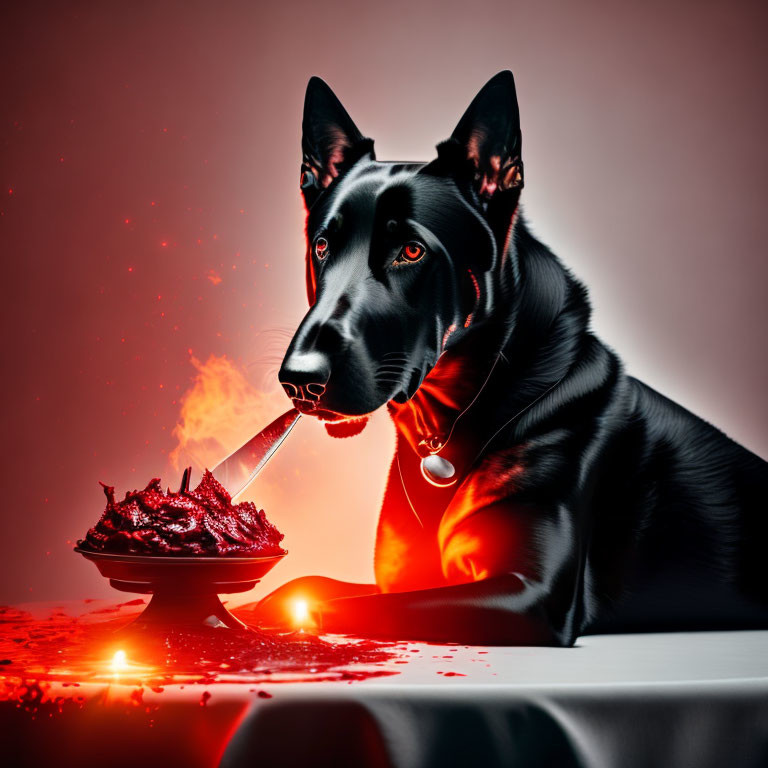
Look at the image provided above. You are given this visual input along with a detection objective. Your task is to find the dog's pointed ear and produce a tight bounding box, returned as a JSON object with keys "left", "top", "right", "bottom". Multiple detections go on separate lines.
{"left": 422, "top": 70, "right": 523, "bottom": 204}
{"left": 300, "top": 77, "right": 375, "bottom": 208}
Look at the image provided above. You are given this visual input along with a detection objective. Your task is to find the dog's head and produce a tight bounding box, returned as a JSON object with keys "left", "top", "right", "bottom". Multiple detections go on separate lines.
{"left": 279, "top": 71, "right": 524, "bottom": 432}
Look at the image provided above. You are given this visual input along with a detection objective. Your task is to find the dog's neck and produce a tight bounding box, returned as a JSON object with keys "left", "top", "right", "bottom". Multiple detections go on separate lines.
{"left": 387, "top": 329, "right": 503, "bottom": 459}
{"left": 389, "top": 218, "right": 591, "bottom": 461}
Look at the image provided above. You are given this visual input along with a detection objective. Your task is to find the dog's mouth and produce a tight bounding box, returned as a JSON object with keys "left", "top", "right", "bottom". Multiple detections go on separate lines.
{"left": 290, "top": 400, "right": 370, "bottom": 439}
{"left": 291, "top": 400, "right": 344, "bottom": 419}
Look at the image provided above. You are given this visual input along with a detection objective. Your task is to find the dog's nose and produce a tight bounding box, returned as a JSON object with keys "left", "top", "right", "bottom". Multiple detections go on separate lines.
{"left": 279, "top": 351, "right": 331, "bottom": 404}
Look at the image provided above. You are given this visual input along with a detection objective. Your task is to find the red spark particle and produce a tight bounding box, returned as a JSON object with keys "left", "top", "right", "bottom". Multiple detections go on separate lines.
{"left": 8, "top": 188, "right": 13, "bottom": 195}
{"left": 58, "top": 156, "right": 64, "bottom": 163}
{"left": 157, "top": 294, "right": 162, "bottom": 300}
{"left": 161, "top": 241, "right": 168, "bottom": 247}
{"left": 124, "top": 218, "right": 130, "bottom": 224}
{"left": 150, "top": 201, "right": 156, "bottom": 207}
{"left": 128, "top": 267, "right": 133, "bottom": 272}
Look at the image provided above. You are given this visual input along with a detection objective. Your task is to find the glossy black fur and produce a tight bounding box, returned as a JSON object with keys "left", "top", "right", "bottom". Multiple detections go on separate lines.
{"left": 277, "top": 72, "right": 768, "bottom": 645}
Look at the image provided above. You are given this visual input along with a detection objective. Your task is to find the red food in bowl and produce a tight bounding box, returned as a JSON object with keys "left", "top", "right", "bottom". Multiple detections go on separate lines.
{"left": 79, "top": 470, "right": 285, "bottom": 557}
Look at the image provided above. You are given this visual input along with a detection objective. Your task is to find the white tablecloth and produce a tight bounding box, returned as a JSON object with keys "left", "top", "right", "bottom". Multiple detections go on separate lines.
{"left": 4, "top": 628, "right": 767, "bottom": 767}
{"left": 220, "top": 631, "right": 768, "bottom": 768}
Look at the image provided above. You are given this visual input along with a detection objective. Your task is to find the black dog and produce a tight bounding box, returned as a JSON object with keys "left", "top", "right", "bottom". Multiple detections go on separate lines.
{"left": 257, "top": 71, "right": 768, "bottom": 645}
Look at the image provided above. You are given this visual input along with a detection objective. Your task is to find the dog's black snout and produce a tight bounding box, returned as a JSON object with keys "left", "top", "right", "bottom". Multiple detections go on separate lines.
{"left": 279, "top": 351, "right": 331, "bottom": 404}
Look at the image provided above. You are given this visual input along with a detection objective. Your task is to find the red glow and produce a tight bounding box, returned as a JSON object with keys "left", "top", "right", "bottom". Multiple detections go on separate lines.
{"left": 464, "top": 269, "right": 481, "bottom": 327}
{"left": 306, "top": 254, "right": 317, "bottom": 305}
{"left": 0, "top": 603, "right": 401, "bottom": 700}
{"left": 441, "top": 323, "right": 457, "bottom": 349}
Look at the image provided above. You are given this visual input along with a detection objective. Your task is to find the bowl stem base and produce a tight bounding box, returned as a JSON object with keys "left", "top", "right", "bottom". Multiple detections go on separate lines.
{"left": 113, "top": 583, "right": 251, "bottom": 632}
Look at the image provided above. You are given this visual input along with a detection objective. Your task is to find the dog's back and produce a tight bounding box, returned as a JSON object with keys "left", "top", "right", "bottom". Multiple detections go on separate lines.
{"left": 584, "top": 377, "right": 768, "bottom": 633}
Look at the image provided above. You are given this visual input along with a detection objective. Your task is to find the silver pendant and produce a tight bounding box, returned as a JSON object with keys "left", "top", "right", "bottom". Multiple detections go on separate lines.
{"left": 420, "top": 454, "right": 457, "bottom": 487}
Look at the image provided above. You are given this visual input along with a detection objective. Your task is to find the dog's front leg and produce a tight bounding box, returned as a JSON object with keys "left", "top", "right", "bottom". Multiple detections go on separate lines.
{"left": 244, "top": 576, "right": 379, "bottom": 628}
{"left": 316, "top": 499, "right": 582, "bottom": 646}
{"left": 315, "top": 573, "right": 564, "bottom": 645}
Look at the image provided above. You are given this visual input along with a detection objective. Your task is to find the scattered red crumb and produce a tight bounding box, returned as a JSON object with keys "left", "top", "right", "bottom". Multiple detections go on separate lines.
{"left": 0, "top": 602, "right": 402, "bottom": 715}
{"left": 200, "top": 691, "right": 211, "bottom": 707}
{"left": 79, "top": 471, "right": 285, "bottom": 557}
{"left": 256, "top": 690, "right": 272, "bottom": 699}
{"left": 437, "top": 671, "right": 466, "bottom": 677}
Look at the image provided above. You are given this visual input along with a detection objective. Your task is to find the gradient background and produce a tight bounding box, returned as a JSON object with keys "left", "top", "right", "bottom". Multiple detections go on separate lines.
{"left": 2, "top": 0, "right": 766, "bottom": 606}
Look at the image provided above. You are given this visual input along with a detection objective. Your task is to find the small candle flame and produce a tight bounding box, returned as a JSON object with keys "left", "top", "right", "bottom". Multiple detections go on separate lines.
{"left": 292, "top": 599, "right": 310, "bottom": 628}
{"left": 111, "top": 649, "right": 128, "bottom": 672}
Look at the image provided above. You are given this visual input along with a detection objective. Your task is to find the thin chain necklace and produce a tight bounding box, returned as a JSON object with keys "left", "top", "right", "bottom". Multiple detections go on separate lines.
{"left": 417, "top": 352, "right": 502, "bottom": 482}
{"left": 397, "top": 371, "right": 566, "bottom": 528}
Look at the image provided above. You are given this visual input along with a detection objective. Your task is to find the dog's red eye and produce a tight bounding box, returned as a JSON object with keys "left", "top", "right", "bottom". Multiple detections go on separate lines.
{"left": 314, "top": 237, "right": 329, "bottom": 259}
{"left": 397, "top": 242, "right": 425, "bottom": 264}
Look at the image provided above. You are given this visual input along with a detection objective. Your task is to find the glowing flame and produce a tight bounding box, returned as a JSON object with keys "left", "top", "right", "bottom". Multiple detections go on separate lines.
{"left": 292, "top": 598, "right": 309, "bottom": 623}
{"left": 292, "top": 598, "right": 310, "bottom": 628}
{"left": 169, "top": 354, "right": 284, "bottom": 474}
{"left": 111, "top": 649, "right": 128, "bottom": 672}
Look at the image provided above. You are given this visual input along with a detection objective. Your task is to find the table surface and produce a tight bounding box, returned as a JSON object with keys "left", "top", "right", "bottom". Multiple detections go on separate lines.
{"left": 2, "top": 601, "right": 767, "bottom": 768}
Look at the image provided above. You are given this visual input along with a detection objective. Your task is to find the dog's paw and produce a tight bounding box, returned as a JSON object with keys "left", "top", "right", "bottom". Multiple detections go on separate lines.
{"left": 324, "top": 416, "right": 369, "bottom": 438}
